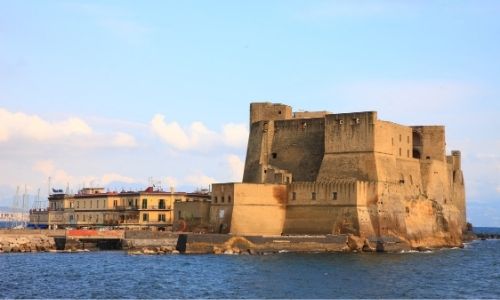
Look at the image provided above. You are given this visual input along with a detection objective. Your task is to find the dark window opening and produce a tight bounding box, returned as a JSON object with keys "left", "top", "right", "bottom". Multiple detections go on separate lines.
{"left": 142, "top": 199, "right": 148, "bottom": 209}
{"left": 413, "top": 149, "right": 421, "bottom": 159}
{"left": 272, "top": 153, "right": 277, "bottom": 159}
{"left": 159, "top": 199, "right": 165, "bottom": 209}
{"left": 142, "top": 213, "right": 149, "bottom": 221}
{"left": 405, "top": 207, "right": 410, "bottom": 213}
{"left": 292, "top": 192, "right": 296, "bottom": 200}
{"left": 228, "top": 196, "right": 232, "bottom": 203}
{"left": 214, "top": 196, "right": 218, "bottom": 203}
{"left": 278, "top": 110, "right": 282, "bottom": 115}
{"left": 264, "top": 169, "right": 267, "bottom": 174}
{"left": 312, "top": 192, "right": 316, "bottom": 200}
{"left": 332, "top": 192, "right": 338, "bottom": 200}
{"left": 426, "top": 156, "right": 431, "bottom": 160}
{"left": 178, "top": 211, "right": 182, "bottom": 219}
{"left": 221, "top": 196, "right": 225, "bottom": 203}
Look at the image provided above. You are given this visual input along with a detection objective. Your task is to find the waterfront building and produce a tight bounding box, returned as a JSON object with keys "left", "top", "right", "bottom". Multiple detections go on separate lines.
{"left": 36, "top": 187, "right": 210, "bottom": 229}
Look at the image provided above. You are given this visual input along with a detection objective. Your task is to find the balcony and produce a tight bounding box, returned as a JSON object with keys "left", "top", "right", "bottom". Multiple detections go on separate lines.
{"left": 114, "top": 205, "right": 139, "bottom": 210}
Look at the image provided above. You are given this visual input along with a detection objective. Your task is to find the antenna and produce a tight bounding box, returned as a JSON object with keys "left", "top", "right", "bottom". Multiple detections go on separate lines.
{"left": 48, "top": 176, "right": 52, "bottom": 196}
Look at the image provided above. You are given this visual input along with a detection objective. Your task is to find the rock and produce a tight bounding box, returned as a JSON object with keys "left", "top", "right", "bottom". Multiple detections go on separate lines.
{"left": 347, "top": 234, "right": 364, "bottom": 252}
{"left": 248, "top": 249, "right": 257, "bottom": 255}
{"left": 213, "top": 246, "right": 223, "bottom": 255}
{"left": 232, "top": 247, "right": 241, "bottom": 254}
{"left": 362, "top": 239, "right": 376, "bottom": 252}
{"left": 224, "top": 249, "right": 234, "bottom": 255}
{"left": 128, "top": 250, "right": 142, "bottom": 255}
{"left": 416, "top": 246, "right": 432, "bottom": 252}
{"left": 142, "top": 248, "right": 156, "bottom": 255}
{"left": 171, "top": 250, "right": 180, "bottom": 254}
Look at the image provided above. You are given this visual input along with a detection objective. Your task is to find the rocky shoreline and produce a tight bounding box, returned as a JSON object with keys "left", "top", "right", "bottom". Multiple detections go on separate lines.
{"left": 0, "top": 229, "right": 490, "bottom": 255}
{"left": 0, "top": 234, "right": 56, "bottom": 253}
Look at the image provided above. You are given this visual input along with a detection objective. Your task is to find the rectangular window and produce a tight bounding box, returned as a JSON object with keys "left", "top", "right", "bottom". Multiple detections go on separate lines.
{"left": 399, "top": 148, "right": 402, "bottom": 156}
{"left": 312, "top": 192, "right": 316, "bottom": 200}
{"left": 221, "top": 196, "right": 225, "bottom": 203}
{"left": 332, "top": 192, "right": 338, "bottom": 200}
{"left": 214, "top": 196, "right": 218, "bottom": 203}
{"left": 159, "top": 199, "right": 165, "bottom": 209}
{"left": 158, "top": 214, "right": 166, "bottom": 222}
{"left": 142, "top": 199, "right": 147, "bottom": 209}
{"left": 113, "top": 200, "right": 117, "bottom": 208}
{"left": 292, "top": 192, "right": 296, "bottom": 201}
{"left": 142, "top": 213, "right": 149, "bottom": 222}
{"left": 228, "top": 196, "right": 232, "bottom": 203}
{"left": 90, "top": 200, "right": 92, "bottom": 209}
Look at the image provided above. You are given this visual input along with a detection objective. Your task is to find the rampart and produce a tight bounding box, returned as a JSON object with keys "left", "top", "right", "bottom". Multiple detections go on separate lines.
{"left": 238, "top": 102, "right": 467, "bottom": 248}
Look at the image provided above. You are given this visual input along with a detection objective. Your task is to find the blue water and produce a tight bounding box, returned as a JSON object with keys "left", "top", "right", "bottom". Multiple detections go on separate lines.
{"left": 1, "top": 239, "right": 500, "bottom": 299}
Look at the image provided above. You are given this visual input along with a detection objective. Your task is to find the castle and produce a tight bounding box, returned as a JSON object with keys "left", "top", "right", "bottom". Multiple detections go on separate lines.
{"left": 209, "top": 102, "right": 466, "bottom": 248}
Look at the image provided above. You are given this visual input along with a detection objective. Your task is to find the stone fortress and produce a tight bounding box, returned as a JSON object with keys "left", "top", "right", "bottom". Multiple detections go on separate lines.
{"left": 210, "top": 102, "right": 466, "bottom": 248}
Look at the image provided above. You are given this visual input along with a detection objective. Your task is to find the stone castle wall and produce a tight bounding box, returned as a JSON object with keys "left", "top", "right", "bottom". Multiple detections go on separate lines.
{"left": 236, "top": 102, "right": 467, "bottom": 248}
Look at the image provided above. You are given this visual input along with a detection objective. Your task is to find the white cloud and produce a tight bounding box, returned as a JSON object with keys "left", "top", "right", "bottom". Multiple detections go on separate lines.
{"left": 0, "top": 108, "right": 92, "bottom": 142}
{"left": 223, "top": 124, "right": 249, "bottom": 148}
{"left": 112, "top": 132, "right": 137, "bottom": 147}
{"left": 151, "top": 114, "right": 248, "bottom": 151}
{"left": 164, "top": 176, "right": 178, "bottom": 189}
{"left": 185, "top": 173, "right": 216, "bottom": 188}
{"left": 33, "top": 160, "right": 73, "bottom": 185}
{"left": 227, "top": 154, "right": 244, "bottom": 182}
{"left": 101, "top": 173, "right": 137, "bottom": 185}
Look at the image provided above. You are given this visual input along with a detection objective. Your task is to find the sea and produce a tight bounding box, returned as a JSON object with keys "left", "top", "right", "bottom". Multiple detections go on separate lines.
{"left": 1, "top": 226, "right": 499, "bottom": 299}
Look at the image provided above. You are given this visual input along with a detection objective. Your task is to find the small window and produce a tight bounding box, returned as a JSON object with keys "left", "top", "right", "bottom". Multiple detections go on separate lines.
{"left": 312, "top": 192, "right": 316, "bottom": 200}
{"left": 405, "top": 207, "right": 410, "bottom": 214}
{"left": 332, "top": 192, "right": 338, "bottom": 200}
{"left": 272, "top": 153, "right": 277, "bottom": 159}
{"left": 142, "top": 199, "right": 147, "bottom": 209}
{"left": 302, "top": 122, "right": 307, "bottom": 129}
{"left": 77, "top": 201, "right": 80, "bottom": 208}
{"left": 353, "top": 118, "right": 360, "bottom": 124}
{"left": 264, "top": 169, "right": 267, "bottom": 174}
{"left": 214, "top": 196, "right": 218, "bottom": 203}
{"left": 338, "top": 119, "right": 344, "bottom": 125}
{"left": 228, "top": 196, "right": 232, "bottom": 203}
{"left": 399, "top": 148, "right": 402, "bottom": 156}
{"left": 158, "top": 214, "right": 166, "bottom": 222}
{"left": 399, "top": 134, "right": 402, "bottom": 142}
{"left": 407, "top": 149, "right": 410, "bottom": 158}
{"left": 142, "top": 213, "right": 149, "bottom": 221}
{"left": 426, "top": 156, "right": 431, "bottom": 160}
{"left": 221, "top": 196, "right": 225, "bottom": 203}
{"left": 159, "top": 199, "right": 165, "bottom": 209}
{"left": 292, "top": 192, "right": 296, "bottom": 201}
{"left": 278, "top": 110, "right": 282, "bottom": 115}
{"left": 178, "top": 211, "right": 181, "bottom": 219}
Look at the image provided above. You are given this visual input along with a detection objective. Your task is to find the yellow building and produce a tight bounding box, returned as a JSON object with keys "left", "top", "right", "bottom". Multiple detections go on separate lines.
{"left": 43, "top": 187, "right": 210, "bottom": 229}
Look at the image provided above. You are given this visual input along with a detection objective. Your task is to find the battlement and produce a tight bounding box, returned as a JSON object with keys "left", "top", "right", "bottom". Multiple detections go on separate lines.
{"left": 250, "top": 102, "right": 293, "bottom": 125}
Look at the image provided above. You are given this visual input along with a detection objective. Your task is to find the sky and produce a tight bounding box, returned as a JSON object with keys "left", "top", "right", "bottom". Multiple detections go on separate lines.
{"left": 0, "top": 1, "right": 499, "bottom": 226}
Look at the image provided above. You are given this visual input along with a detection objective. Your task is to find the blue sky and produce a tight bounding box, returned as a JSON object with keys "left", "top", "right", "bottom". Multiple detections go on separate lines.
{"left": 0, "top": 1, "right": 499, "bottom": 226}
